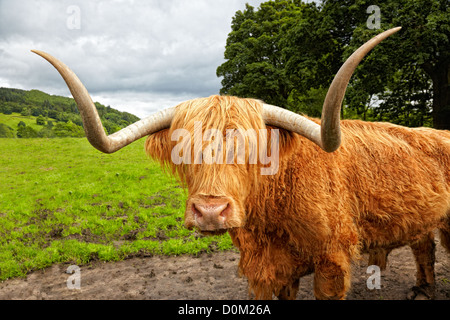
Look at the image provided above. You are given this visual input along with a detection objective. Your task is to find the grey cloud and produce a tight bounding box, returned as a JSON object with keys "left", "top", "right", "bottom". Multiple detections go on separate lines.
{"left": 0, "top": 0, "right": 266, "bottom": 116}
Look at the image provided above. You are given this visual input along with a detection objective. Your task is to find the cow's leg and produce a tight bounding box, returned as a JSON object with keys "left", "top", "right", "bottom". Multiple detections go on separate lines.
{"left": 439, "top": 216, "right": 450, "bottom": 253}
{"left": 313, "top": 252, "right": 351, "bottom": 300}
{"left": 407, "top": 232, "right": 436, "bottom": 300}
{"left": 277, "top": 278, "right": 300, "bottom": 300}
{"left": 368, "top": 247, "right": 392, "bottom": 270}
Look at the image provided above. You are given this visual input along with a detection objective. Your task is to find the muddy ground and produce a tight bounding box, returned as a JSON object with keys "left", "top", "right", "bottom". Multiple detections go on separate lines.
{"left": 0, "top": 240, "right": 449, "bottom": 300}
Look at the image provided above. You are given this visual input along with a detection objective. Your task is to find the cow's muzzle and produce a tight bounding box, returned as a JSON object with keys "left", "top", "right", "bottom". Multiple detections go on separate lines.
{"left": 188, "top": 197, "right": 232, "bottom": 232}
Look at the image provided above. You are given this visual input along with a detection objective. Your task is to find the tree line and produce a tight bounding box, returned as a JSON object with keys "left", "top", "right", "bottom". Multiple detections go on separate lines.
{"left": 0, "top": 87, "right": 140, "bottom": 138}
{"left": 217, "top": 0, "right": 449, "bottom": 129}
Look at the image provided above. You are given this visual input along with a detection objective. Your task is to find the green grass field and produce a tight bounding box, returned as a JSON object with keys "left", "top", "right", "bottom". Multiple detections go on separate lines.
{"left": 0, "top": 138, "right": 234, "bottom": 281}
{"left": 0, "top": 112, "right": 54, "bottom": 133}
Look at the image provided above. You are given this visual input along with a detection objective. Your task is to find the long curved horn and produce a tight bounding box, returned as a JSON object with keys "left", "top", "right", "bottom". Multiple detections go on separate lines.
{"left": 263, "top": 27, "right": 401, "bottom": 152}
{"left": 31, "top": 50, "right": 175, "bottom": 153}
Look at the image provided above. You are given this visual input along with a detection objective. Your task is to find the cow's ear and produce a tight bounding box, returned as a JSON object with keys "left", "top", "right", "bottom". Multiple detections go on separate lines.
{"left": 145, "top": 129, "right": 172, "bottom": 165}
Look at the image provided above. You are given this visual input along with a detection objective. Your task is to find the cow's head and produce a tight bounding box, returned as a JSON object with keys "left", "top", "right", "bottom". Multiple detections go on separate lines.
{"left": 31, "top": 27, "right": 400, "bottom": 234}
{"left": 144, "top": 95, "right": 286, "bottom": 233}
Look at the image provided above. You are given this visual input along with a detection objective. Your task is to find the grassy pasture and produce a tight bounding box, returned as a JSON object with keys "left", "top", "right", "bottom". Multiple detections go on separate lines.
{"left": 0, "top": 112, "right": 53, "bottom": 133}
{"left": 0, "top": 138, "right": 233, "bottom": 281}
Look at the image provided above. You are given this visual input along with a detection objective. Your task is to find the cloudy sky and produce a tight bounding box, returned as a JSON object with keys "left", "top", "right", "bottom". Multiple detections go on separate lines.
{"left": 0, "top": 0, "right": 268, "bottom": 118}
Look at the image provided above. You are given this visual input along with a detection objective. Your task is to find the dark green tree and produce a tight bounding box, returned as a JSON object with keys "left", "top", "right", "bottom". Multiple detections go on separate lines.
{"left": 36, "top": 115, "right": 46, "bottom": 126}
{"left": 1, "top": 104, "right": 12, "bottom": 115}
{"left": 38, "top": 126, "right": 55, "bottom": 138}
{"left": 53, "top": 121, "right": 84, "bottom": 138}
{"left": 17, "top": 125, "right": 38, "bottom": 138}
{"left": 217, "top": 0, "right": 308, "bottom": 107}
{"left": 20, "top": 107, "right": 31, "bottom": 117}
{"left": 218, "top": 0, "right": 449, "bottom": 128}
{"left": 0, "top": 123, "right": 14, "bottom": 138}
{"left": 340, "top": 0, "right": 449, "bottom": 129}
{"left": 31, "top": 107, "right": 41, "bottom": 117}
{"left": 103, "top": 120, "right": 121, "bottom": 135}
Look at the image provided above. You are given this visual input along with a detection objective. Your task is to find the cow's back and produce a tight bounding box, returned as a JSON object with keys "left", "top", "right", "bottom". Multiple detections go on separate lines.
{"left": 338, "top": 120, "right": 450, "bottom": 246}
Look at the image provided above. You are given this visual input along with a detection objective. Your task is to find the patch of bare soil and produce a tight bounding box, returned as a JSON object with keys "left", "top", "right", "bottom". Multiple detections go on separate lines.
{"left": 0, "top": 243, "right": 448, "bottom": 300}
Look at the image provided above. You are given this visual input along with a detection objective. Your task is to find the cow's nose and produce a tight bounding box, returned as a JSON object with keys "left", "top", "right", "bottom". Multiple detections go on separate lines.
{"left": 192, "top": 201, "right": 230, "bottom": 231}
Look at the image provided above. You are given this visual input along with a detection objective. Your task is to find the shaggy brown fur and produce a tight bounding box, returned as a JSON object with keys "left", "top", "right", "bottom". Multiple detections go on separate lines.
{"left": 145, "top": 95, "right": 450, "bottom": 300}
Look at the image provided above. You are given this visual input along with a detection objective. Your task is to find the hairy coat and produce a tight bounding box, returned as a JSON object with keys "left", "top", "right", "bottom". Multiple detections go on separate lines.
{"left": 146, "top": 95, "right": 450, "bottom": 299}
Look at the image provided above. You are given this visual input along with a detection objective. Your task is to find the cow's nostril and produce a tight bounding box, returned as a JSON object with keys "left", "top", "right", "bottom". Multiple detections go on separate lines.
{"left": 192, "top": 204, "right": 203, "bottom": 218}
{"left": 219, "top": 203, "right": 231, "bottom": 218}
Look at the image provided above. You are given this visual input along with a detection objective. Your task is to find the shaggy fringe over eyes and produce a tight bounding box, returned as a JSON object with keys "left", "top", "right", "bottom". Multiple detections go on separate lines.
{"left": 145, "top": 95, "right": 272, "bottom": 195}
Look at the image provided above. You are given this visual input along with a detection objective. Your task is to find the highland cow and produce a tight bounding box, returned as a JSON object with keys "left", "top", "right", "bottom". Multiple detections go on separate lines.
{"left": 32, "top": 27, "right": 450, "bottom": 300}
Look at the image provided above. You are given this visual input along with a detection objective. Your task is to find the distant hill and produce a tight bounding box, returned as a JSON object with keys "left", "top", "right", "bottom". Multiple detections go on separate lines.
{"left": 0, "top": 87, "right": 140, "bottom": 138}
